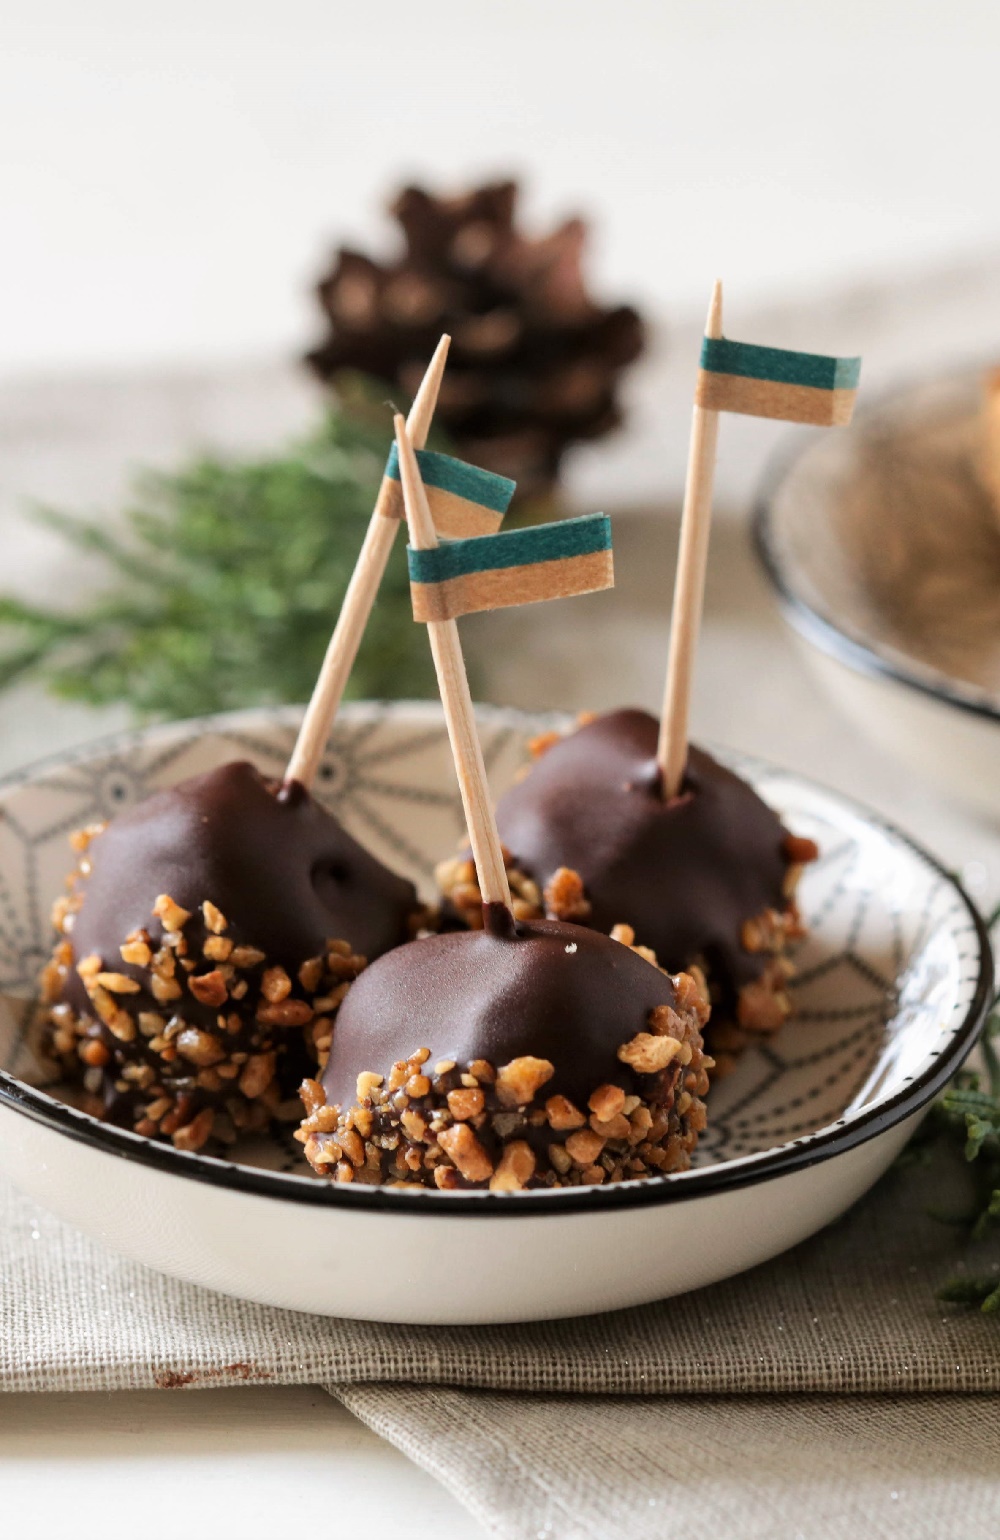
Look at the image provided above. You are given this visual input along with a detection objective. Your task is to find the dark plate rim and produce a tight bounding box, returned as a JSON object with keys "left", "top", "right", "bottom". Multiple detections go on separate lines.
{"left": 0, "top": 709, "right": 992, "bottom": 1219}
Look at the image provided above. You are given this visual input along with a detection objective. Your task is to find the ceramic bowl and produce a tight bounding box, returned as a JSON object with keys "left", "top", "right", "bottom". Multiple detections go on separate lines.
{"left": 0, "top": 703, "right": 990, "bottom": 1324}
{"left": 753, "top": 367, "right": 1000, "bottom": 821}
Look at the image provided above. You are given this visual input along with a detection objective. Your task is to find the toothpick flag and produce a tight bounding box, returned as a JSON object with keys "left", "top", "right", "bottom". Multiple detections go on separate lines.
{"left": 393, "top": 416, "right": 512, "bottom": 909}
{"left": 657, "top": 283, "right": 862, "bottom": 799}
{"left": 283, "top": 336, "right": 451, "bottom": 791}
{"left": 395, "top": 416, "right": 615, "bottom": 916}
{"left": 695, "top": 337, "right": 861, "bottom": 426}
{"left": 407, "top": 512, "right": 613, "bottom": 623}
{"left": 384, "top": 445, "right": 516, "bottom": 536}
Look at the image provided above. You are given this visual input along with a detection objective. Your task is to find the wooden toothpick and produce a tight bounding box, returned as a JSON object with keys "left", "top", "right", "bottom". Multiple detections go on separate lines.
{"left": 283, "top": 335, "right": 451, "bottom": 790}
{"left": 393, "top": 414, "right": 513, "bottom": 913}
{"left": 657, "top": 281, "right": 724, "bottom": 799}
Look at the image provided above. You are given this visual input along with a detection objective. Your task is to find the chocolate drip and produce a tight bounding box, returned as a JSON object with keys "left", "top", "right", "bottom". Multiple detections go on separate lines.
{"left": 65, "top": 760, "right": 418, "bottom": 1021}
{"left": 494, "top": 709, "right": 791, "bottom": 990}
{"left": 322, "top": 916, "right": 686, "bottom": 1111}
{"left": 483, "top": 901, "right": 517, "bottom": 939}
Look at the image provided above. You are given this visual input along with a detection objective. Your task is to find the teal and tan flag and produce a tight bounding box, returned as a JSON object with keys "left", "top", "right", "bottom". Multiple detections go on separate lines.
{"left": 695, "top": 337, "right": 861, "bottom": 426}
{"left": 407, "top": 512, "right": 613, "bottom": 623}
{"left": 383, "top": 445, "right": 515, "bottom": 536}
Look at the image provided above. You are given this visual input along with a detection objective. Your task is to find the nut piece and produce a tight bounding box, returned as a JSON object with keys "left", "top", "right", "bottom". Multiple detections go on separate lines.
{"left": 400, "top": 1109, "right": 428, "bottom": 1141}
{"left": 564, "top": 1128, "right": 605, "bottom": 1167}
{"left": 648, "top": 1002, "right": 687, "bottom": 1038}
{"left": 545, "top": 1094, "right": 586, "bottom": 1131}
{"left": 256, "top": 999, "right": 313, "bottom": 1027}
{"left": 543, "top": 866, "right": 592, "bottom": 922}
{"left": 495, "top": 1055, "right": 555, "bottom": 1109}
{"left": 79, "top": 1038, "right": 110, "bottom": 1068}
{"left": 300, "top": 1078, "right": 326, "bottom": 1115}
{"left": 239, "top": 1050, "right": 277, "bottom": 1100}
{"left": 617, "top": 1032, "right": 683, "bottom": 1074}
{"left": 337, "top": 1127, "right": 365, "bottom": 1167}
{"left": 489, "top": 1140, "right": 536, "bottom": 1192}
{"left": 261, "top": 966, "right": 292, "bottom": 1003}
{"left": 95, "top": 971, "right": 141, "bottom": 994}
{"left": 188, "top": 969, "right": 229, "bottom": 1008}
{"left": 153, "top": 894, "right": 192, "bottom": 932}
{"left": 230, "top": 945, "right": 266, "bottom": 969}
{"left": 447, "top": 1086, "right": 484, "bottom": 1121}
{"left": 76, "top": 954, "right": 102, "bottom": 983}
{"left": 740, "top": 909, "right": 784, "bottom": 956}
{"left": 737, "top": 979, "right": 790, "bottom": 1034}
{"left": 150, "top": 973, "right": 182, "bottom": 1004}
{"left": 176, "top": 1027, "right": 226, "bottom": 1067}
{"left": 438, "top": 1123, "right": 494, "bottom": 1182}
{"left": 356, "top": 1070, "right": 384, "bottom": 1100}
{"left": 90, "top": 988, "right": 135, "bottom": 1041}
{"left": 528, "top": 729, "right": 562, "bottom": 759}
{"left": 588, "top": 1084, "right": 626, "bottom": 1121}
{"left": 298, "top": 956, "right": 324, "bottom": 993}
{"left": 69, "top": 821, "right": 106, "bottom": 853}
{"left": 671, "top": 968, "right": 711, "bottom": 1024}
{"left": 172, "top": 1108, "right": 215, "bottom": 1152}
{"left": 590, "top": 1111, "right": 631, "bottom": 1140}
{"left": 120, "top": 937, "right": 152, "bottom": 968}
{"left": 202, "top": 900, "right": 228, "bottom": 934}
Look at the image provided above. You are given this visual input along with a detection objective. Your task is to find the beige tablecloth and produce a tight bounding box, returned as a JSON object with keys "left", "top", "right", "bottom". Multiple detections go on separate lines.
{"left": 3, "top": 1142, "right": 999, "bottom": 1537}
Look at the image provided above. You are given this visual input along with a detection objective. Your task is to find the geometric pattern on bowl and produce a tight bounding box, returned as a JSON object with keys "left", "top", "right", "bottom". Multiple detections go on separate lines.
{"left": 0, "top": 701, "right": 985, "bottom": 1180}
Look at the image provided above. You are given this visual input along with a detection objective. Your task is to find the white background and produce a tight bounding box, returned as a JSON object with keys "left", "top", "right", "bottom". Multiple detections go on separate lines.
{"left": 2, "top": 0, "right": 1000, "bottom": 376}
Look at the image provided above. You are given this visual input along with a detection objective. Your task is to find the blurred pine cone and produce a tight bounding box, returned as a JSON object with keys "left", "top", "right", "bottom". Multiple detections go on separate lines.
{"left": 305, "top": 181, "right": 646, "bottom": 503}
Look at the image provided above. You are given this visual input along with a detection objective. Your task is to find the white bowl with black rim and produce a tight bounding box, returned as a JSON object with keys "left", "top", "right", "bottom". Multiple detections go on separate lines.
{"left": 0, "top": 702, "right": 990, "bottom": 1324}
{"left": 753, "top": 366, "right": 1000, "bottom": 821}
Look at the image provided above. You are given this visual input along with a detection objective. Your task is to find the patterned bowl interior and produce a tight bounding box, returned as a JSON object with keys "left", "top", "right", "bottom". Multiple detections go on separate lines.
{"left": 0, "top": 702, "right": 984, "bottom": 1176}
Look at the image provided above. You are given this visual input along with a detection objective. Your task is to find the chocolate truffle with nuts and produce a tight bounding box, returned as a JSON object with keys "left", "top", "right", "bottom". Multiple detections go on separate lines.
{"left": 439, "top": 709, "right": 817, "bottom": 1074}
{"left": 41, "top": 760, "right": 421, "bottom": 1151}
{"left": 298, "top": 907, "right": 711, "bottom": 1191}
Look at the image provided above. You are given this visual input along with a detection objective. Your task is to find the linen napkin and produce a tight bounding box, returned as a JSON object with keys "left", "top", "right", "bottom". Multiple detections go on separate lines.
{"left": 334, "top": 1384, "right": 1000, "bottom": 1539}
{"left": 2, "top": 1144, "right": 999, "bottom": 1538}
{"left": 3, "top": 1154, "right": 998, "bottom": 1397}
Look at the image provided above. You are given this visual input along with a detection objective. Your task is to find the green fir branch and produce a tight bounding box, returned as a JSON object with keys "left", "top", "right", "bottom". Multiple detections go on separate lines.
{"left": 930, "top": 910, "right": 1000, "bottom": 1310}
{"left": 0, "top": 396, "right": 448, "bottom": 720}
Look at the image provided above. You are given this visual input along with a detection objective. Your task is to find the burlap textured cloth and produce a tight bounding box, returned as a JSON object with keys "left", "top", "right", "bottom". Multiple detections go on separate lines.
{"left": 334, "top": 1385, "right": 1000, "bottom": 1539}
{"left": 4, "top": 1155, "right": 997, "bottom": 1397}
{"left": 3, "top": 1148, "right": 999, "bottom": 1536}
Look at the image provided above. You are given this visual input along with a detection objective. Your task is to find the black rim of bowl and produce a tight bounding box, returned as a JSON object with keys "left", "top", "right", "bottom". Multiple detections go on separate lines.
{"left": 0, "top": 716, "right": 992, "bottom": 1218}
{"left": 751, "top": 394, "right": 1000, "bottom": 727}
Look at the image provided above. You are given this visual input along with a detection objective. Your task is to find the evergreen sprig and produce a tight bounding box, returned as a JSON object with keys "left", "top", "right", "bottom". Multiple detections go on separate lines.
{"left": 0, "top": 397, "right": 440, "bottom": 720}
{"left": 929, "top": 899, "right": 1000, "bottom": 1313}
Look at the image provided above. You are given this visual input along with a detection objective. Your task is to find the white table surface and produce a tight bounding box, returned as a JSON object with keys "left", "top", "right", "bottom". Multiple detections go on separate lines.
{"left": 1, "top": 1389, "right": 481, "bottom": 1539}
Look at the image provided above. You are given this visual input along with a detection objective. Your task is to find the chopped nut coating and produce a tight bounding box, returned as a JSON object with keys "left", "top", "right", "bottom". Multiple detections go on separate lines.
{"left": 153, "top": 894, "right": 192, "bottom": 932}
{"left": 617, "top": 1032, "right": 683, "bottom": 1074}
{"left": 495, "top": 1056, "right": 555, "bottom": 1109}
{"left": 438, "top": 1123, "right": 494, "bottom": 1182}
